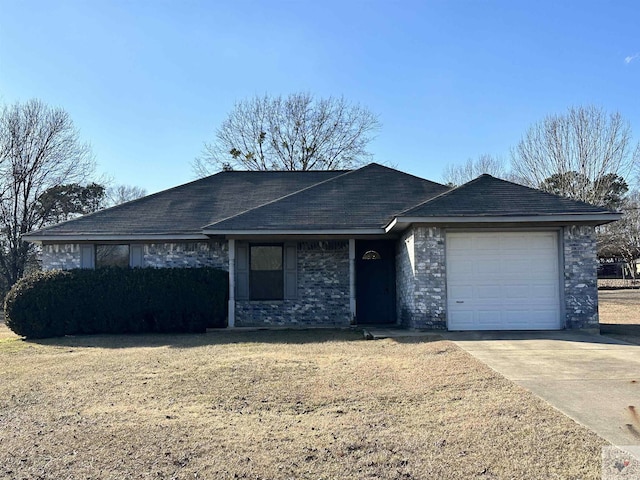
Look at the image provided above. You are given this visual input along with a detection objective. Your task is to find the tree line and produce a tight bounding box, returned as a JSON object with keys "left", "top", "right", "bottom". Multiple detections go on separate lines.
{"left": 0, "top": 99, "right": 146, "bottom": 291}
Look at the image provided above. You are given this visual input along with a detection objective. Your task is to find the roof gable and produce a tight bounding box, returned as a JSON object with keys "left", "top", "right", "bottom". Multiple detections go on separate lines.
{"left": 203, "top": 163, "right": 450, "bottom": 232}
{"left": 400, "top": 174, "right": 615, "bottom": 218}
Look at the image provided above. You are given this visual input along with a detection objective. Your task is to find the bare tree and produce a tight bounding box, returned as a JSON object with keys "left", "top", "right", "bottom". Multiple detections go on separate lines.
{"left": 105, "top": 184, "right": 147, "bottom": 207}
{"left": 511, "top": 106, "right": 640, "bottom": 206}
{"left": 597, "top": 191, "right": 640, "bottom": 279}
{"left": 0, "top": 99, "right": 95, "bottom": 286}
{"left": 193, "top": 93, "right": 381, "bottom": 175}
{"left": 441, "top": 154, "right": 508, "bottom": 187}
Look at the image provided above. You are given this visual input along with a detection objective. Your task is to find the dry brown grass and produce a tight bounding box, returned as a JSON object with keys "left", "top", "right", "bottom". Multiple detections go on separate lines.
{"left": 598, "top": 289, "right": 640, "bottom": 344}
{"left": 0, "top": 324, "right": 606, "bottom": 479}
{"left": 598, "top": 289, "right": 640, "bottom": 325}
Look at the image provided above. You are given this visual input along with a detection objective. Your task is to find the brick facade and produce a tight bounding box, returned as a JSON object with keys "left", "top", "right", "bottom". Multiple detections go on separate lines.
{"left": 235, "top": 241, "right": 351, "bottom": 327}
{"left": 396, "top": 226, "right": 447, "bottom": 329}
{"left": 143, "top": 242, "right": 228, "bottom": 270}
{"left": 39, "top": 228, "right": 601, "bottom": 331}
{"left": 42, "top": 244, "right": 82, "bottom": 270}
{"left": 563, "top": 225, "right": 599, "bottom": 330}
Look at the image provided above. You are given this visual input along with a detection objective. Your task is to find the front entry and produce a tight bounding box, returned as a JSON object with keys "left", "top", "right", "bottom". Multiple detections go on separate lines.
{"left": 355, "top": 240, "right": 396, "bottom": 325}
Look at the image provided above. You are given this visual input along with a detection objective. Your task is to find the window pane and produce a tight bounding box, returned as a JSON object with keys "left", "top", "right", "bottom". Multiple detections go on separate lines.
{"left": 250, "top": 245, "right": 283, "bottom": 300}
{"left": 362, "top": 250, "right": 381, "bottom": 260}
{"left": 250, "top": 271, "right": 284, "bottom": 300}
{"left": 251, "top": 246, "right": 282, "bottom": 270}
{"left": 96, "top": 245, "right": 130, "bottom": 268}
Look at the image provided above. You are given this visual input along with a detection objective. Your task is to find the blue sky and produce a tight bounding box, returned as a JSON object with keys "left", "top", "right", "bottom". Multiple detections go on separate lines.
{"left": 1, "top": 0, "right": 639, "bottom": 194}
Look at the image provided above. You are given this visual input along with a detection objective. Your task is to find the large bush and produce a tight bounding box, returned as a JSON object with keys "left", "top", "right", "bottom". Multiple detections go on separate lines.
{"left": 4, "top": 267, "right": 228, "bottom": 339}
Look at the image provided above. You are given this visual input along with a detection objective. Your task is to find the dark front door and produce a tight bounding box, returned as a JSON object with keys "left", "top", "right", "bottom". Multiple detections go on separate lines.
{"left": 356, "top": 240, "right": 396, "bottom": 325}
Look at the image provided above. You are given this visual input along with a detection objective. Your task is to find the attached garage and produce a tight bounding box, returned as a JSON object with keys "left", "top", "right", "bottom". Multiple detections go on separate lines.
{"left": 446, "top": 231, "right": 562, "bottom": 331}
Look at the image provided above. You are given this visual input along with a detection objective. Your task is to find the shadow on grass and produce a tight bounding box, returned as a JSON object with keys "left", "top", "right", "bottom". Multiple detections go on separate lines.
{"left": 600, "top": 324, "right": 640, "bottom": 335}
{"left": 22, "top": 327, "right": 367, "bottom": 349}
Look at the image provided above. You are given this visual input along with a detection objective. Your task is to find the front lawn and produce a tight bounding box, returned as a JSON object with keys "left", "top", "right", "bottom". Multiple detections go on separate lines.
{"left": 0, "top": 325, "right": 606, "bottom": 479}
{"left": 598, "top": 289, "right": 640, "bottom": 325}
{"left": 599, "top": 289, "right": 640, "bottom": 345}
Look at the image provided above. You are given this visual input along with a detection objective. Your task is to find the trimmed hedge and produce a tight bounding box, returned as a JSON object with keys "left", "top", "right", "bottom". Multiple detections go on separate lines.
{"left": 4, "top": 267, "right": 228, "bottom": 339}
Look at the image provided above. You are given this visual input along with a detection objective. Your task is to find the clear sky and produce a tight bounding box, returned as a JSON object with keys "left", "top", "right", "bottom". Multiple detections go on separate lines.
{"left": 1, "top": 0, "right": 638, "bottom": 194}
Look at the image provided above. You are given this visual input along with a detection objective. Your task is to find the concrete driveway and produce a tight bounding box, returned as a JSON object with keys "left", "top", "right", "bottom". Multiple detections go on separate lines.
{"left": 444, "top": 331, "right": 640, "bottom": 448}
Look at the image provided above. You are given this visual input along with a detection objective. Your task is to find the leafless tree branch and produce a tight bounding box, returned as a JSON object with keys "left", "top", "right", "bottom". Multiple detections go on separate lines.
{"left": 511, "top": 106, "right": 640, "bottom": 205}
{"left": 193, "top": 93, "right": 381, "bottom": 174}
{"left": 0, "top": 99, "right": 95, "bottom": 286}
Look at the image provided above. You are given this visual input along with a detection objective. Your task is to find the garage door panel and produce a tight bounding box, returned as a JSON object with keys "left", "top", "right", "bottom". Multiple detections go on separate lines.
{"left": 475, "top": 236, "right": 500, "bottom": 250}
{"left": 476, "top": 311, "right": 504, "bottom": 328}
{"left": 500, "top": 236, "right": 530, "bottom": 250}
{"left": 448, "top": 236, "right": 473, "bottom": 250}
{"left": 449, "top": 285, "right": 474, "bottom": 299}
{"left": 448, "top": 311, "right": 475, "bottom": 328}
{"left": 448, "top": 261, "right": 473, "bottom": 276}
{"left": 476, "top": 285, "right": 502, "bottom": 298}
{"left": 501, "top": 258, "right": 531, "bottom": 273}
{"left": 447, "top": 232, "right": 561, "bottom": 331}
{"left": 504, "top": 285, "right": 529, "bottom": 299}
{"left": 529, "top": 257, "right": 558, "bottom": 272}
{"left": 530, "top": 284, "right": 558, "bottom": 299}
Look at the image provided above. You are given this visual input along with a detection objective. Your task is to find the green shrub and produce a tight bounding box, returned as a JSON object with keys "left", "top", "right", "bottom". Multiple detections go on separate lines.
{"left": 4, "top": 267, "right": 228, "bottom": 339}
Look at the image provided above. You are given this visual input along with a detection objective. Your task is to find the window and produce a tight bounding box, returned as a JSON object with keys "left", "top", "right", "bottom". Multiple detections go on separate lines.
{"left": 250, "top": 245, "right": 283, "bottom": 300}
{"left": 362, "top": 250, "right": 381, "bottom": 260}
{"left": 96, "top": 245, "right": 130, "bottom": 268}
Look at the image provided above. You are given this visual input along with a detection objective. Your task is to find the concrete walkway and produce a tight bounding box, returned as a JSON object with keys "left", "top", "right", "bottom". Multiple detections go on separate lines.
{"left": 444, "top": 331, "right": 640, "bottom": 450}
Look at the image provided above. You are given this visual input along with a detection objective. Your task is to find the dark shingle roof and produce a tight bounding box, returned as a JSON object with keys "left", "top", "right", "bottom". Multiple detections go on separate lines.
{"left": 26, "top": 170, "right": 345, "bottom": 236}
{"left": 25, "top": 167, "right": 618, "bottom": 240}
{"left": 400, "top": 174, "right": 615, "bottom": 217}
{"left": 204, "top": 163, "right": 450, "bottom": 231}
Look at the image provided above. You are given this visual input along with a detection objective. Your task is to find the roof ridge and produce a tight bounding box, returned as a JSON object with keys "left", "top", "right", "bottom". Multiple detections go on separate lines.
{"left": 394, "top": 177, "right": 477, "bottom": 216}
{"left": 201, "top": 165, "right": 370, "bottom": 229}
{"left": 369, "top": 163, "right": 449, "bottom": 187}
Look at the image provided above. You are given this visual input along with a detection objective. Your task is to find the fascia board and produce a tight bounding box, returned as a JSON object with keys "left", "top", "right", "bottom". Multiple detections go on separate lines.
{"left": 201, "top": 228, "right": 386, "bottom": 236}
{"left": 24, "top": 234, "right": 211, "bottom": 244}
{"left": 385, "top": 213, "right": 622, "bottom": 232}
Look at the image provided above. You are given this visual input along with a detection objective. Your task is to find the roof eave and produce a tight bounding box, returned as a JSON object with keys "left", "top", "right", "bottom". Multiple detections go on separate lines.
{"left": 201, "top": 228, "right": 387, "bottom": 236}
{"left": 385, "top": 213, "right": 622, "bottom": 232}
{"left": 23, "top": 233, "right": 211, "bottom": 244}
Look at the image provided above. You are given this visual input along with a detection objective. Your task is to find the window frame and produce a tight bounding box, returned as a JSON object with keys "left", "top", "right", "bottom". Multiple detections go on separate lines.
{"left": 95, "top": 244, "right": 131, "bottom": 269}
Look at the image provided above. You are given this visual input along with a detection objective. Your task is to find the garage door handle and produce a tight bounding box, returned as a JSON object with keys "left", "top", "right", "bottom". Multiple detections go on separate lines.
{"left": 456, "top": 301, "right": 464, "bottom": 304}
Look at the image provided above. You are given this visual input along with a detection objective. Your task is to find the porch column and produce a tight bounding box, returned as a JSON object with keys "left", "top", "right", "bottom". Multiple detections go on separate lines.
{"left": 228, "top": 239, "right": 235, "bottom": 328}
{"left": 349, "top": 239, "right": 356, "bottom": 322}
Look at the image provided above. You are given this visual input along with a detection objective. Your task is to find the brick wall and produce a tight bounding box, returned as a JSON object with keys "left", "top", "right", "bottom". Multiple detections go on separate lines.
{"left": 143, "top": 242, "right": 228, "bottom": 270}
{"left": 396, "top": 226, "right": 447, "bottom": 329}
{"left": 41, "top": 242, "right": 229, "bottom": 271}
{"left": 42, "top": 244, "right": 82, "bottom": 270}
{"left": 235, "top": 240, "right": 350, "bottom": 326}
{"left": 563, "top": 225, "right": 599, "bottom": 330}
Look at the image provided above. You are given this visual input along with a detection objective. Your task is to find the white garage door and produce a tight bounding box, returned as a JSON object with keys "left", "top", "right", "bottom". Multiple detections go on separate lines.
{"left": 446, "top": 231, "right": 561, "bottom": 331}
